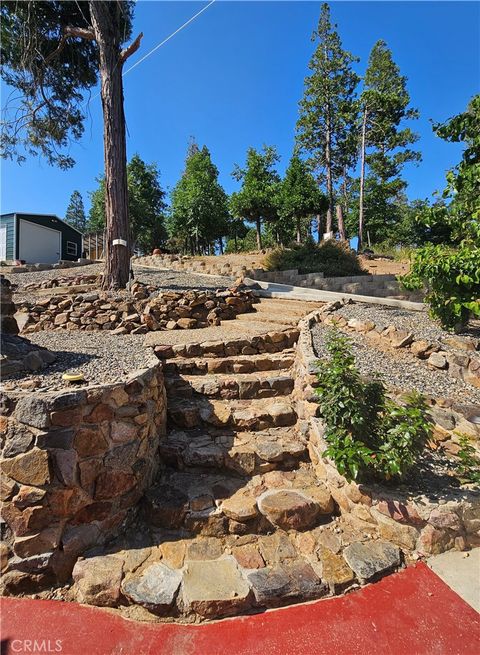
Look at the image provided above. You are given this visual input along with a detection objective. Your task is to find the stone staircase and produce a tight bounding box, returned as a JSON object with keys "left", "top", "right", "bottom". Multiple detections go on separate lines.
{"left": 68, "top": 321, "right": 403, "bottom": 622}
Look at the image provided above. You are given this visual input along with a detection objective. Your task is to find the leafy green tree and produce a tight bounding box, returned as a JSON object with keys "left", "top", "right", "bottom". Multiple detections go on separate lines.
{"left": 169, "top": 144, "right": 229, "bottom": 254}
{"left": 230, "top": 146, "right": 280, "bottom": 250}
{"left": 1, "top": 1, "right": 143, "bottom": 289}
{"left": 89, "top": 154, "right": 167, "bottom": 254}
{"left": 402, "top": 95, "right": 480, "bottom": 329}
{"left": 65, "top": 190, "right": 87, "bottom": 232}
{"left": 358, "top": 40, "right": 420, "bottom": 246}
{"left": 277, "top": 155, "right": 326, "bottom": 243}
{"left": 296, "top": 3, "right": 359, "bottom": 236}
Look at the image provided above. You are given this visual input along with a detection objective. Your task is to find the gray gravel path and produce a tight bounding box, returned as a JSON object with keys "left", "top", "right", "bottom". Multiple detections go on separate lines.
{"left": 2, "top": 332, "right": 156, "bottom": 392}
{"left": 335, "top": 303, "right": 479, "bottom": 345}
{"left": 6, "top": 263, "right": 234, "bottom": 293}
{"left": 311, "top": 322, "right": 480, "bottom": 405}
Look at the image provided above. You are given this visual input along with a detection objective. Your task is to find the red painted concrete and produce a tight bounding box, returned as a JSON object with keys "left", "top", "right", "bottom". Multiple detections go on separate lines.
{"left": 1, "top": 563, "right": 479, "bottom": 655}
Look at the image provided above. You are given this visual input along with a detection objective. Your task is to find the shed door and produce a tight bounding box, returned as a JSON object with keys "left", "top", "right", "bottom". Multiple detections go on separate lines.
{"left": 19, "top": 219, "right": 61, "bottom": 264}
{"left": 0, "top": 225, "right": 6, "bottom": 261}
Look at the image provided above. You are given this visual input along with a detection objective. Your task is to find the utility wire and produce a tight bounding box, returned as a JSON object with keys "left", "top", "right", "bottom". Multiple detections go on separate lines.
{"left": 123, "top": 0, "right": 216, "bottom": 77}
{"left": 85, "top": 0, "right": 216, "bottom": 106}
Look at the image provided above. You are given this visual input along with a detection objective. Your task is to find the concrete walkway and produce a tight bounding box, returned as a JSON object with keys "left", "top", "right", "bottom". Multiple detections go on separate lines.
{"left": 427, "top": 548, "right": 480, "bottom": 613}
{"left": 1, "top": 563, "right": 478, "bottom": 655}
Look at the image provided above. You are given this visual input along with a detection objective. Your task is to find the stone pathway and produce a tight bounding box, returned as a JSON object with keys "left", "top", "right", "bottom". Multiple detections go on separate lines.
{"left": 62, "top": 316, "right": 406, "bottom": 622}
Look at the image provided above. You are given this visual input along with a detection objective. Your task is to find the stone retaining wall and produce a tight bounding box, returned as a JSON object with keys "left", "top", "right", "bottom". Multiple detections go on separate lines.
{"left": 136, "top": 254, "right": 420, "bottom": 300}
{"left": 0, "top": 362, "right": 167, "bottom": 589}
{"left": 292, "top": 307, "right": 480, "bottom": 556}
{"left": 19, "top": 287, "right": 256, "bottom": 335}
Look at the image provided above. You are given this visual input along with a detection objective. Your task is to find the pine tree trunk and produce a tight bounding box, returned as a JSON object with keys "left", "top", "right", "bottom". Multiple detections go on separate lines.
{"left": 358, "top": 107, "right": 368, "bottom": 251}
{"left": 325, "top": 113, "right": 334, "bottom": 234}
{"left": 90, "top": 3, "right": 131, "bottom": 290}
{"left": 342, "top": 165, "right": 349, "bottom": 215}
{"left": 255, "top": 218, "right": 263, "bottom": 250}
{"left": 218, "top": 238, "right": 224, "bottom": 255}
{"left": 296, "top": 217, "right": 301, "bottom": 243}
{"left": 316, "top": 214, "right": 324, "bottom": 243}
{"left": 336, "top": 205, "right": 346, "bottom": 241}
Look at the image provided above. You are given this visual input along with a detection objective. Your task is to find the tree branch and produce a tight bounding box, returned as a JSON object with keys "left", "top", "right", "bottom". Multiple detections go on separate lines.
{"left": 119, "top": 32, "right": 143, "bottom": 65}
{"left": 44, "top": 25, "right": 95, "bottom": 65}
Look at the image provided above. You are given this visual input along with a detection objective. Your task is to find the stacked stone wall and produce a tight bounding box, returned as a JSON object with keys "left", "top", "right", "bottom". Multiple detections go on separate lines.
{"left": 1, "top": 362, "right": 167, "bottom": 587}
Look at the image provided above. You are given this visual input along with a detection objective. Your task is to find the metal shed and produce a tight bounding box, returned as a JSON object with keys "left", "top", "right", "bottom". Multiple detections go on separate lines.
{"left": 0, "top": 213, "right": 83, "bottom": 264}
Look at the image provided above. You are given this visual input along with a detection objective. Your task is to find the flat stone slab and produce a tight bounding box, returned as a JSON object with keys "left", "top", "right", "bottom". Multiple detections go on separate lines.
{"left": 246, "top": 560, "right": 326, "bottom": 607}
{"left": 181, "top": 557, "right": 251, "bottom": 617}
{"left": 343, "top": 541, "right": 401, "bottom": 582}
{"left": 257, "top": 489, "right": 321, "bottom": 530}
{"left": 121, "top": 562, "right": 182, "bottom": 613}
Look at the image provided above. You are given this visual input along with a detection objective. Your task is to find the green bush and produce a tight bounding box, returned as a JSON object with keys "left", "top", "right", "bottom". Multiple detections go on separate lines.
{"left": 315, "top": 330, "right": 431, "bottom": 482}
{"left": 263, "top": 240, "right": 367, "bottom": 277}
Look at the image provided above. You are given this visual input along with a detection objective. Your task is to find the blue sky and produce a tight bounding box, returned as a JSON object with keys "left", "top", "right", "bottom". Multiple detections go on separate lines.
{"left": 1, "top": 1, "right": 479, "bottom": 218}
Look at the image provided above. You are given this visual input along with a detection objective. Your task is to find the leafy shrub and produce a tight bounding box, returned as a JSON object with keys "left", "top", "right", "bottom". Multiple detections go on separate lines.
{"left": 401, "top": 242, "right": 480, "bottom": 330}
{"left": 315, "top": 330, "right": 431, "bottom": 482}
{"left": 263, "top": 240, "right": 367, "bottom": 277}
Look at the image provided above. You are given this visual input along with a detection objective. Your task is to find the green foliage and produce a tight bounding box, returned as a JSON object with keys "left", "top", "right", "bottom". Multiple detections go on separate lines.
{"left": 402, "top": 96, "right": 480, "bottom": 329}
{"left": 276, "top": 155, "right": 327, "bottom": 242}
{"left": 454, "top": 435, "right": 480, "bottom": 485}
{"left": 225, "top": 227, "right": 276, "bottom": 254}
{"left": 88, "top": 154, "right": 167, "bottom": 253}
{"left": 360, "top": 39, "right": 421, "bottom": 240}
{"left": 65, "top": 190, "right": 86, "bottom": 232}
{"left": 230, "top": 146, "right": 280, "bottom": 250}
{"left": 296, "top": 3, "right": 359, "bottom": 214}
{"left": 315, "top": 330, "right": 431, "bottom": 482}
{"left": 264, "top": 240, "right": 367, "bottom": 277}
{"left": 169, "top": 143, "right": 229, "bottom": 254}
{"left": 0, "top": 1, "right": 133, "bottom": 168}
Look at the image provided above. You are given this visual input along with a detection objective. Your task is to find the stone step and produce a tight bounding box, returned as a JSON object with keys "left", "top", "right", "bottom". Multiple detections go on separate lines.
{"left": 164, "top": 371, "right": 294, "bottom": 400}
{"left": 163, "top": 350, "right": 296, "bottom": 376}
{"left": 159, "top": 426, "right": 308, "bottom": 475}
{"left": 167, "top": 397, "right": 297, "bottom": 431}
{"left": 143, "top": 464, "right": 336, "bottom": 538}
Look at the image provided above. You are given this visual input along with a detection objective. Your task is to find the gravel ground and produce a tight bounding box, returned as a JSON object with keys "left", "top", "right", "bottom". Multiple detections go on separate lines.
{"left": 311, "top": 322, "right": 480, "bottom": 405}
{"left": 5, "top": 263, "right": 234, "bottom": 294}
{"left": 335, "top": 302, "right": 479, "bottom": 345}
{"left": 1, "top": 332, "right": 155, "bottom": 392}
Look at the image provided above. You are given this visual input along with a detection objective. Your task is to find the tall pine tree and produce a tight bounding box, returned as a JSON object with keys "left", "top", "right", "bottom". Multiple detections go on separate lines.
{"left": 296, "top": 3, "right": 359, "bottom": 237}
{"left": 65, "top": 190, "right": 86, "bottom": 232}
{"left": 169, "top": 144, "right": 229, "bottom": 255}
{"left": 358, "top": 40, "right": 420, "bottom": 246}
{"left": 230, "top": 146, "right": 280, "bottom": 250}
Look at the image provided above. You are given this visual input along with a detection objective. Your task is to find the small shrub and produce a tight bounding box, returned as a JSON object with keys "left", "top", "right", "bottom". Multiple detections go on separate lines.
{"left": 263, "top": 240, "right": 367, "bottom": 277}
{"left": 315, "top": 329, "right": 431, "bottom": 482}
{"left": 454, "top": 434, "right": 480, "bottom": 484}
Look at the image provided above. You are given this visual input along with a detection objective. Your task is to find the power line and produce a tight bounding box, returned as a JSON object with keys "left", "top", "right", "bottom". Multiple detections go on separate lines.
{"left": 123, "top": 0, "right": 216, "bottom": 77}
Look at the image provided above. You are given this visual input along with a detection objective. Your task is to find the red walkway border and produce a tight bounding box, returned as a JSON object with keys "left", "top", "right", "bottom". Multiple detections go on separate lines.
{"left": 1, "top": 563, "right": 479, "bottom": 655}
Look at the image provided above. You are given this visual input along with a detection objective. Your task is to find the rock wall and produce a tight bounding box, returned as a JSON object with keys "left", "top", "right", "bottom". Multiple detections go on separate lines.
{"left": 0, "top": 362, "right": 167, "bottom": 589}
{"left": 292, "top": 306, "right": 480, "bottom": 556}
{"left": 19, "top": 287, "right": 256, "bottom": 335}
{"left": 135, "top": 254, "right": 420, "bottom": 300}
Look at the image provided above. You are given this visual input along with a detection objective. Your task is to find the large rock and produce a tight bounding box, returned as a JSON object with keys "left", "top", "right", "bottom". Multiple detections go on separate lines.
{"left": 257, "top": 489, "right": 321, "bottom": 530}
{"left": 72, "top": 555, "right": 124, "bottom": 607}
{"left": 221, "top": 491, "right": 258, "bottom": 522}
{"left": 343, "top": 540, "right": 401, "bottom": 582}
{"left": 317, "top": 547, "right": 355, "bottom": 591}
{"left": 1, "top": 448, "right": 51, "bottom": 486}
{"left": 181, "top": 557, "right": 251, "bottom": 617}
{"left": 122, "top": 562, "right": 182, "bottom": 613}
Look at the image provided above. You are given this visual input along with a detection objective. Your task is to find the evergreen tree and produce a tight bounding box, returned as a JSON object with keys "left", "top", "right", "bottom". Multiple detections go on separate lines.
{"left": 89, "top": 154, "right": 167, "bottom": 253}
{"left": 65, "top": 190, "right": 87, "bottom": 232}
{"left": 296, "top": 2, "right": 359, "bottom": 236}
{"left": 230, "top": 146, "right": 280, "bottom": 250}
{"left": 169, "top": 144, "right": 229, "bottom": 254}
{"left": 1, "top": 1, "right": 143, "bottom": 289}
{"left": 277, "top": 155, "right": 326, "bottom": 243}
{"left": 358, "top": 40, "right": 420, "bottom": 246}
